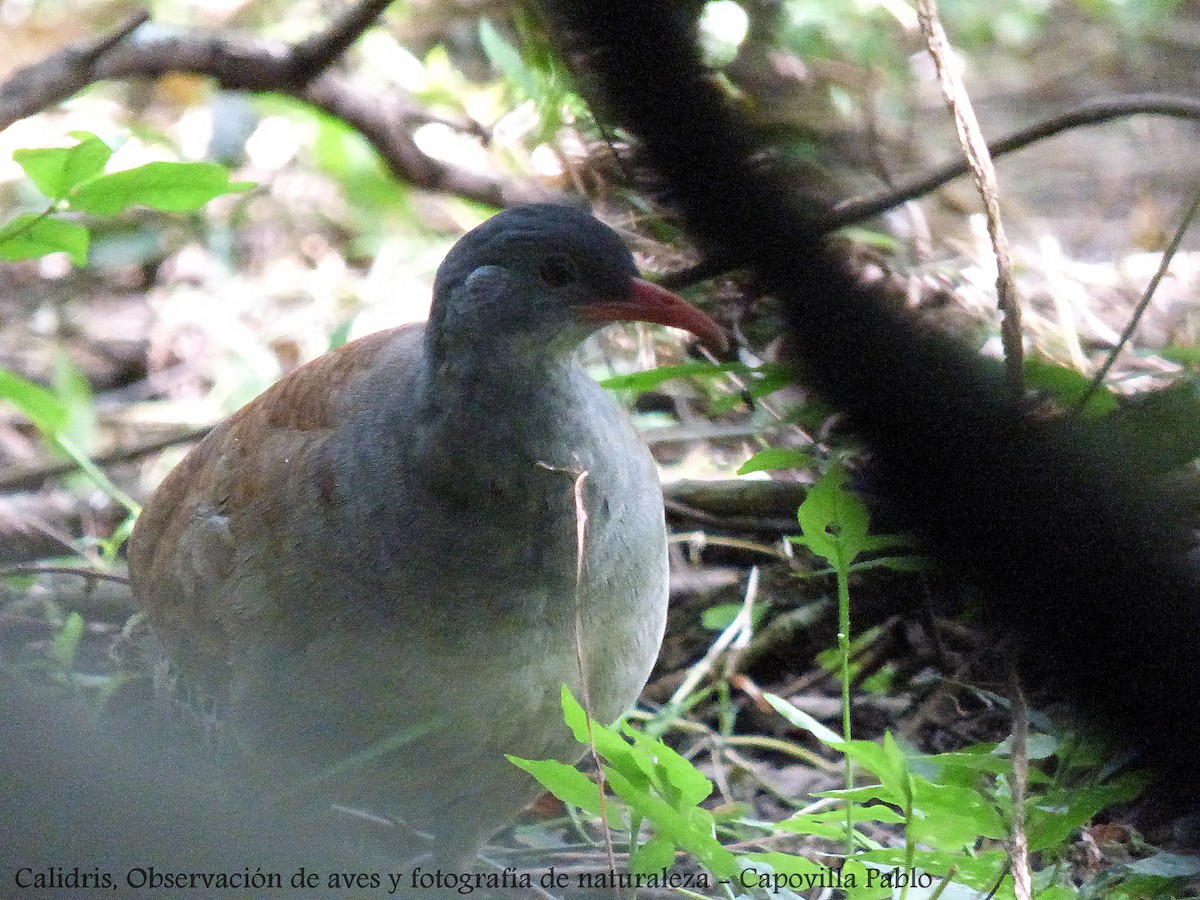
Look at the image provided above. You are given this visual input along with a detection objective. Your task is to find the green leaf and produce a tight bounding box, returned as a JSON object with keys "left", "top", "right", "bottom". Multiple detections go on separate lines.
{"left": 1026, "top": 776, "right": 1147, "bottom": 852}
{"left": 1024, "top": 356, "right": 1117, "bottom": 417}
{"left": 479, "top": 20, "right": 540, "bottom": 100}
{"left": 0, "top": 368, "right": 69, "bottom": 435}
{"left": 505, "top": 756, "right": 604, "bottom": 815}
{"left": 778, "top": 806, "right": 904, "bottom": 840}
{"left": 700, "top": 601, "right": 768, "bottom": 632}
{"left": 0, "top": 213, "right": 89, "bottom": 266}
{"left": 69, "top": 162, "right": 252, "bottom": 214}
{"left": 908, "top": 775, "right": 1006, "bottom": 850}
{"left": 51, "top": 611, "right": 85, "bottom": 671}
{"left": 764, "top": 692, "right": 844, "bottom": 746}
{"left": 856, "top": 847, "right": 1008, "bottom": 891}
{"left": 52, "top": 353, "right": 95, "bottom": 452}
{"left": 839, "top": 859, "right": 895, "bottom": 900}
{"left": 626, "top": 728, "right": 714, "bottom": 809}
{"left": 1125, "top": 852, "right": 1200, "bottom": 878}
{"left": 604, "top": 767, "right": 737, "bottom": 879}
{"left": 600, "top": 361, "right": 753, "bottom": 393}
{"left": 560, "top": 685, "right": 641, "bottom": 780}
{"left": 13, "top": 132, "right": 112, "bottom": 200}
{"left": 737, "top": 447, "right": 812, "bottom": 475}
{"left": 629, "top": 835, "right": 676, "bottom": 876}
{"left": 792, "top": 465, "right": 868, "bottom": 566}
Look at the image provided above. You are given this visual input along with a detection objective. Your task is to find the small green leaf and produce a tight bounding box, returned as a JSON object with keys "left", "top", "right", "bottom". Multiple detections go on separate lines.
{"left": 908, "top": 775, "right": 1006, "bottom": 850}
{"left": 1024, "top": 356, "right": 1117, "bottom": 418}
{"left": 506, "top": 756, "right": 604, "bottom": 815}
{"left": 626, "top": 728, "right": 713, "bottom": 809}
{"left": 69, "top": 162, "right": 252, "bottom": 214}
{"left": 737, "top": 447, "right": 812, "bottom": 475}
{"left": 560, "top": 685, "right": 640, "bottom": 778}
{"left": 600, "top": 361, "right": 753, "bottom": 393}
{"left": 792, "top": 466, "right": 868, "bottom": 566}
{"left": 13, "top": 132, "right": 112, "bottom": 200}
{"left": 629, "top": 835, "right": 676, "bottom": 876}
{"left": 778, "top": 806, "right": 904, "bottom": 840}
{"left": 479, "top": 20, "right": 540, "bottom": 100}
{"left": 51, "top": 611, "right": 85, "bottom": 671}
{"left": 1125, "top": 852, "right": 1200, "bottom": 878}
{"left": 0, "top": 213, "right": 89, "bottom": 266}
{"left": 764, "top": 692, "right": 844, "bottom": 746}
{"left": 700, "top": 601, "right": 768, "bottom": 632}
{"left": 52, "top": 353, "right": 95, "bottom": 452}
{"left": 1025, "top": 776, "right": 1147, "bottom": 852}
{"left": 604, "top": 767, "right": 738, "bottom": 879}
{"left": 0, "top": 368, "right": 69, "bottom": 435}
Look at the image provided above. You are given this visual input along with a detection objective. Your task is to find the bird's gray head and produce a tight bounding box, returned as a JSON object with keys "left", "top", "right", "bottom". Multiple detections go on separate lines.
{"left": 426, "top": 204, "right": 726, "bottom": 363}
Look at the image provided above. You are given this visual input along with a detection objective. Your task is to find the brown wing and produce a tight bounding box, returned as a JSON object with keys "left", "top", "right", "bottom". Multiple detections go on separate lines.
{"left": 127, "top": 325, "right": 422, "bottom": 676}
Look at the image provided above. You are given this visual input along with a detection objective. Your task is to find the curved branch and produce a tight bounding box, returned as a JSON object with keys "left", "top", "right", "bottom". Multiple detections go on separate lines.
{"left": 0, "top": 7, "right": 568, "bottom": 209}
{"left": 660, "top": 93, "right": 1200, "bottom": 289}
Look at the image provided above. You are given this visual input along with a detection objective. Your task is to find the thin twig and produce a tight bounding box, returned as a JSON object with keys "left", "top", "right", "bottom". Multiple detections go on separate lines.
{"left": 1008, "top": 670, "right": 1033, "bottom": 900}
{"left": 659, "top": 94, "right": 1200, "bottom": 291}
{"left": 0, "top": 424, "right": 212, "bottom": 493}
{"left": 1079, "top": 182, "right": 1200, "bottom": 408}
{"left": 0, "top": 564, "right": 129, "bottom": 586}
{"left": 918, "top": 0, "right": 1023, "bottom": 393}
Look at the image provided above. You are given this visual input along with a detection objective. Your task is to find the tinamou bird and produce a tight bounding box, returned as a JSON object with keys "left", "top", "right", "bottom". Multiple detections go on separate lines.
{"left": 127, "top": 203, "right": 727, "bottom": 866}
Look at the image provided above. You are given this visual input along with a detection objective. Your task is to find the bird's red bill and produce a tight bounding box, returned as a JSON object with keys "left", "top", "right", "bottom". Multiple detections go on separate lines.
{"left": 578, "top": 278, "right": 729, "bottom": 352}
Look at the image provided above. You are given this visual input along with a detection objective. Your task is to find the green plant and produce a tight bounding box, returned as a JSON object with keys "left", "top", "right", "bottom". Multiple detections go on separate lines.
{"left": 512, "top": 466, "right": 1178, "bottom": 898}
{"left": 1, "top": 131, "right": 251, "bottom": 265}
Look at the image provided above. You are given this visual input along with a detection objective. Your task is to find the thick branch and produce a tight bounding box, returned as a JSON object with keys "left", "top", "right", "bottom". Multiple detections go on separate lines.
{"left": 0, "top": 9, "right": 567, "bottom": 209}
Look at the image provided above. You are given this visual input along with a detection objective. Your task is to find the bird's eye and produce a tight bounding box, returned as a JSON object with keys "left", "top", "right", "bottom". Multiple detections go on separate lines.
{"left": 538, "top": 255, "right": 578, "bottom": 288}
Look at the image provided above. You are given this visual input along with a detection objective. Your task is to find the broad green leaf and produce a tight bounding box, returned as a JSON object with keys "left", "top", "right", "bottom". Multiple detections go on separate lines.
{"left": 1024, "top": 356, "right": 1117, "bottom": 418}
{"left": 626, "top": 728, "right": 713, "bottom": 809}
{"left": 69, "top": 162, "right": 252, "bottom": 214}
{"left": 560, "top": 686, "right": 640, "bottom": 779}
{"left": 876, "top": 732, "right": 913, "bottom": 807}
{"left": 0, "top": 213, "right": 88, "bottom": 266}
{"left": 764, "top": 692, "right": 844, "bottom": 746}
{"left": 506, "top": 756, "right": 604, "bottom": 815}
{"left": 908, "top": 775, "right": 1006, "bottom": 849}
{"left": 13, "top": 132, "right": 111, "bottom": 200}
{"left": 700, "top": 601, "right": 768, "bottom": 632}
{"left": 629, "top": 835, "right": 676, "bottom": 876}
{"left": 0, "top": 368, "right": 69, "bottom": 434}
{"left": 1026, "top": 776, "right": 1147, "bottom": 852}
{"left": 792, "top": 465, "right": 867, "bottom": 565}
{"left": 51, "top": 611, "right": 85, "bottom": 671}
{"left": 479, "top": 20, "right": 539, "bottom": 99}
{"left": 604, "top": 767, "right": 737, "bottom": 878}
{"left": 600, "top": 361, "right": 753, "bottom": 393}
{"left": 856, "top": 847, "right": 1008, "bottom": 891}
{"left": 52, "top": 353, "right": 95, "bottom": 452}
{"left": 737, "top": 447, "right": 812, "bottom": 475}
{"left": 778, "top": 806, "right": 904, "bottom": 839}
{"left": 839, "top": 858, "right": 895, "bottom": 899}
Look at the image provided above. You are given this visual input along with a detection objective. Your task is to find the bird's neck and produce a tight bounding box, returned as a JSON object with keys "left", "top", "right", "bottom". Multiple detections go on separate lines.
{"left": 415, "top": 339, "right": 591, "bottom": 465}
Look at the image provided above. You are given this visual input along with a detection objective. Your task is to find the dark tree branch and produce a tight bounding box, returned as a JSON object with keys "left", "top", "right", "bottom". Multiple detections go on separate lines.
{"left": 0, "top": 7, "right": 568, "bottom": 209}
{"left": 290, "top": 0, "right": 396, "bottom": 83}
